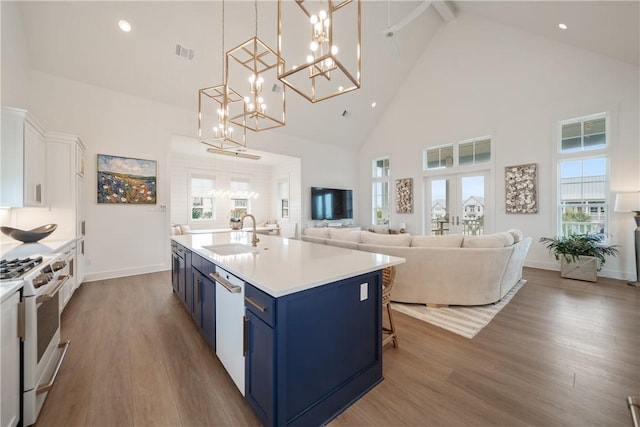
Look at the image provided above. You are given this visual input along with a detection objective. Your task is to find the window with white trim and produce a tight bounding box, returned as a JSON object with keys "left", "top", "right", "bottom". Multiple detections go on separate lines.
{"left": 190, "top": 175, "right": 215, "bottom": 220}
{"left": 424, "top": 137, "right": 491, "bottom": 170}
{"left": 372, "top": 157, "right": 390, "bottom": 225}
{"left": 558, "top": 113, "right": 609, "bottom": 237}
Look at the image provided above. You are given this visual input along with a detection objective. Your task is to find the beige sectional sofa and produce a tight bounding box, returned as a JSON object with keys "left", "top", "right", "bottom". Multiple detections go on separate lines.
{"left": 302, "top": 228, "right": 532, "bottom": 306}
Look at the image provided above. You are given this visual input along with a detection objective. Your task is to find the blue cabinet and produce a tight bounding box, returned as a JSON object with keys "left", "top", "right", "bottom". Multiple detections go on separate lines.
{"left": 171, "top": 242, "right": 188, "bottom": 301}
{"left": 191, "top": 253, "right": 216, "bottom": 350}
{"left": 244, "top": 271, "right": 383, "bottom": 427}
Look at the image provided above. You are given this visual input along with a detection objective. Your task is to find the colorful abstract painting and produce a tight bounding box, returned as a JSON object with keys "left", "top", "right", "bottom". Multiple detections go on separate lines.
{"left": 97, "top": 154, "right": 157, "bottom": 204}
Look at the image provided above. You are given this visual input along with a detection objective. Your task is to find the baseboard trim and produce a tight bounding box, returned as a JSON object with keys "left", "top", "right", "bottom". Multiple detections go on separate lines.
{"left": 524, "top": 261, "right": 631, "bottom": 281}
{"left": 83, "top": 264, "right": 170, "bottom": 283}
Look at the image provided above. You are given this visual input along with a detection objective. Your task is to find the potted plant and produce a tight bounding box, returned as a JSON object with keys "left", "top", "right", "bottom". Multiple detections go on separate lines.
{"left": 539, "top": 232, "right": 619, "bottom": 282}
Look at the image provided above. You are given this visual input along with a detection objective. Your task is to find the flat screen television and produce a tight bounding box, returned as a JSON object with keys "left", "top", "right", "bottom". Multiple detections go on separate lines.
{"left": 311, "top": 187, "right": 353, "bottom": 220}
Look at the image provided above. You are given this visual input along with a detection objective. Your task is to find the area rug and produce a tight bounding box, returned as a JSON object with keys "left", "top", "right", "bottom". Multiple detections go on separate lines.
{"left": 391, "top": 279, "right": 526, "bottom": 339}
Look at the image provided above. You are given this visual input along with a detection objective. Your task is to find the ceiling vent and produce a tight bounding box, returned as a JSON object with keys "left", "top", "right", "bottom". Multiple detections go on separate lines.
{"left": 175, "top": 44, "right": 194, "bottom": 60}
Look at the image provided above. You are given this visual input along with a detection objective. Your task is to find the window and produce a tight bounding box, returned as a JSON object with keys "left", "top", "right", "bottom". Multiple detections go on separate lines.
{"left": 560, "top": 114, "right": 606, "bottom": 152}
{"left": 424, "top": 137, "right": 491, "bottom": 170}
{"left": 191, "top": 176, "right": 215, "bottom": 220}
{"left": 372, "top": 157, "right": 390, "bottom": 224}
{"left": 459, "top": 137, "right": 491, "bottom": 165}
{"left": 424, "top": 145, "right": 454, "bottom": 170}
{"left": 557, "top": 113, "right": 609, "bottom": 236}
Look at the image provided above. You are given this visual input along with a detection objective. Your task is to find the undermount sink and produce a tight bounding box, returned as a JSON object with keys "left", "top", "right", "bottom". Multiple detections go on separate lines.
{"left": 203, "top": 243, "right": 260, "bottom": 256}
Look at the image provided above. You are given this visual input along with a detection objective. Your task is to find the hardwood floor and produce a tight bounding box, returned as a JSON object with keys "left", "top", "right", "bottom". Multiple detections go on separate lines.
{"left": 35, "top": 268, "right": 639, "bottom": 426}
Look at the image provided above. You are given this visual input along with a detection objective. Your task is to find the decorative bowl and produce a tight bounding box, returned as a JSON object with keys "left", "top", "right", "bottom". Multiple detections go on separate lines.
{"left": 1, "top": 224, "right": 58, "bottom": 243}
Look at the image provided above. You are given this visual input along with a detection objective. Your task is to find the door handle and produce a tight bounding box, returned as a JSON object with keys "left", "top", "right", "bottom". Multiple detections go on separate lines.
{"left": 211, "top": 272, "right": 241, "bottom": 293}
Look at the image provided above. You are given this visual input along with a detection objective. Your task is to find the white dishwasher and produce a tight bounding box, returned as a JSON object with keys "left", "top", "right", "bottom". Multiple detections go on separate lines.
{"left": 214, "top": 267, "right": 245, "bottom": 396}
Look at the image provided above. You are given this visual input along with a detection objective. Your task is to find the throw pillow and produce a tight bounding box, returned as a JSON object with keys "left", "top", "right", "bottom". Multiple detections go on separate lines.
{"left": 499, "top": 231, "right": 515, "bottom": 246}
{"left": 369, "top": 224, "right": 389, "bottom": 234}
{"left": 179, "top": 224, "right": 191, "bottom": 234}
{"left": 410, "top": 235, "right": 464, "bottom": 248}
{"left": 507, "top": 229, "right": 524, "bottom": 243}
{"left": 360, "top": 231, "right": 412, "bottom": 247}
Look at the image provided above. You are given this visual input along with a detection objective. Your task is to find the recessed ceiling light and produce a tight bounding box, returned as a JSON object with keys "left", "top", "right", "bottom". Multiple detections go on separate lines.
{"left": 558, "top": 23, "right": 568, "bottom": 30}
{"left": 118, "top": 19, "right": 132, "bottom": 33}
{"left": 371, "top": 102, "right": 377, "bottom": 108}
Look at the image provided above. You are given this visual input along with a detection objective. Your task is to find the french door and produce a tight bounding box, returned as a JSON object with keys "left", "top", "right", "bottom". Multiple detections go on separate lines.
{"left": 425, "top": 171, "right": 492, "bottom": 235}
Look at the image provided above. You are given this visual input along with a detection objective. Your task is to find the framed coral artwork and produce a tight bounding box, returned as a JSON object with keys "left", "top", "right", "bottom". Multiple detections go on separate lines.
{"left": 396, "top": 178, "right": 413, "bottom": 214}
{"left": 505, "top": 163, "right": 537, "bottom": 214}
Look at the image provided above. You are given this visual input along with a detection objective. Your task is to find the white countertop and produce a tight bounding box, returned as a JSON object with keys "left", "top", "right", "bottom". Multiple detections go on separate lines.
{"left": 172, "top": 232, "right": 405, "bottom": 298}
{"left": 1, "top": 238, "right": 77, "bottom": 260}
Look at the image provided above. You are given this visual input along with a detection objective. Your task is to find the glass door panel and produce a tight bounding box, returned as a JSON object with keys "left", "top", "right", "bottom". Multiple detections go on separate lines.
{"left": 425, "top": 171, "right": 489, "bottom": 235}
{"left": 460, "top": 175, "right": 485, "bottom": 235}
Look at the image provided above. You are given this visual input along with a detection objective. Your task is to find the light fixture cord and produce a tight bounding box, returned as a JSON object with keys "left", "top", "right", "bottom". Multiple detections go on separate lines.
{"left": 254, "top": 0, "right": 258, "bottom": 37}
{"left": 221, "top": 0, "right": 225, "bottom": 76}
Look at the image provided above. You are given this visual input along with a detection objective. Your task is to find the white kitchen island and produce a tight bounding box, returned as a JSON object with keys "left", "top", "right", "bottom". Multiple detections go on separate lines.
{"left": 170, "top": 232, "right": 404, "bottom": 427}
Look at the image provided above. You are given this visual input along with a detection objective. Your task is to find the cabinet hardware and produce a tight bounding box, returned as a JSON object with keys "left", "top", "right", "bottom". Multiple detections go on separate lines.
{"left": 35, "top": 184, "right": 42, "bottom": 203}
{"left": 211, "top": 272, "right": 241, "bottom": 293}
{"left": 196, "top": 278, "right": 201, "bottom": 303}
{"left": 244, "top": 296, "right": 267, "bottom": 313}
{"left": 36, "top": 341, "right": 70, "bottom": 395}
{"left": 17, "top": 300, "right": 25, "bottom": 341}
{"left": 243, "top": 316, "right": 248, "bottom": 357}
{"left": 81, "top": 220, "right": 85, "bottom": 236}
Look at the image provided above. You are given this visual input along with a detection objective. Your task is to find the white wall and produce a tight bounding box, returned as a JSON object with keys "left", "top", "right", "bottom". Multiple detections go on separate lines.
{"left": 358, "top": 12, "right": 640, "bottom": 281}
{"left": 271, "top": 158, "right": 302, "bottom": 238}
{"left": 1, "top": 2, "right": 30, "bottom": 107}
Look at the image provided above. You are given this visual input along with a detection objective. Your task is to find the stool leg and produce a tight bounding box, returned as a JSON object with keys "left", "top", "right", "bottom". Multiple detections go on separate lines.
{"left": 386, "top": 303, "right": 399, "bottom": 348}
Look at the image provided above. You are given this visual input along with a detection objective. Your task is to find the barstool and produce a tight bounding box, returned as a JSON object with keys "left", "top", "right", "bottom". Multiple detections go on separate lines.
{"left": 382, "top": 266, "right": 399, "bottom": 348}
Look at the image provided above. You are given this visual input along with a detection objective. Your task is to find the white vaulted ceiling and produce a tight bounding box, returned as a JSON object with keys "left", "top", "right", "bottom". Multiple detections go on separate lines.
{"left": 14, "top": 1, "right": 640, "bottom": 150}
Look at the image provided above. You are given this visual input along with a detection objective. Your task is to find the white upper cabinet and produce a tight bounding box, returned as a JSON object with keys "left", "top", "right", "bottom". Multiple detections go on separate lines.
{"left": 1, "top": 107, "right": 47, "bottom": 207}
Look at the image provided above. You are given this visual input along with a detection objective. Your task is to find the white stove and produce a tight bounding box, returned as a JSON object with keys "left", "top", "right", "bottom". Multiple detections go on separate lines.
{"left": 0, "top": 251, "right": 70, "bottom": 426}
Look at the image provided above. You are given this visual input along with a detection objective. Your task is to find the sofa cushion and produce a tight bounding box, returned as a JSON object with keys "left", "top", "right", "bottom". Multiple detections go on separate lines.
{"left": 410, "top": 235, "right": 464, "bottom": 248}
{"left": 462, "top": 234, "right": 510, "bottom": 248}
{"left": 326, "top": 239, "right": 359, "bottom": 250}
{"left": 329, "top": 228, "right": 362, "bottom": 242}
{"left": 360, "top": 231, "right": 412, "bottom": 247}
{"left": 302, "top": 235, "right": 327, "bottom": 244}
{"left": 304, "top": 228, "right": 330, "bottom": 238}
{"left": 179, "top": 224, "right": 191, "bottom": 234}
{"left": 508, "top": 229, "right": 523, "bottom": 243}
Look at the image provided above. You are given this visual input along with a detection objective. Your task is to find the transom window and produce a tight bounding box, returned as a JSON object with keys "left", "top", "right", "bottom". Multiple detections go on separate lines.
{"left": 424, "top": 137, "right": 491, "bottom": 170}
{"left": 560, "top": 114, "right": 607, "bottom": 152}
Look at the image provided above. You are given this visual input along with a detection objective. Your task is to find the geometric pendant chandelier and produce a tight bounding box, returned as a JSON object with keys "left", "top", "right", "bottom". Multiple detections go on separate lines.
{"left": 198, "top": 0, "right": 247, "bottom": 149}
{"left": 225, "top": 0, "right": 286, "bottom": 132}
{"left": 277, "top": 0, "right": 361, "bottom": 103}
{"left": 198, "top": 84, "right": 246, "bottom": 149}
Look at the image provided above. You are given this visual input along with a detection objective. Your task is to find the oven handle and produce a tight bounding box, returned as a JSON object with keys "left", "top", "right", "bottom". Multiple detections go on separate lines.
{"left": 36, "top": 341, "right": 70, "bottom": 395}
{"left": 36, "top": 275, "right": 69, "bottom": 304}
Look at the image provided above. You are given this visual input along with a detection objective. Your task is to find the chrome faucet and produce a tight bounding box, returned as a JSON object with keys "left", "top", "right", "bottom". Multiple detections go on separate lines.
{"left": 241, "top": 213, "right": 260, "bottom": 247}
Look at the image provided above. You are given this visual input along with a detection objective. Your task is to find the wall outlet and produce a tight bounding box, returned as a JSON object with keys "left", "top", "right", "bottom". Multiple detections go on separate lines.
{"left": 360, "top": 283, "right": 368, "bottom": 301}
